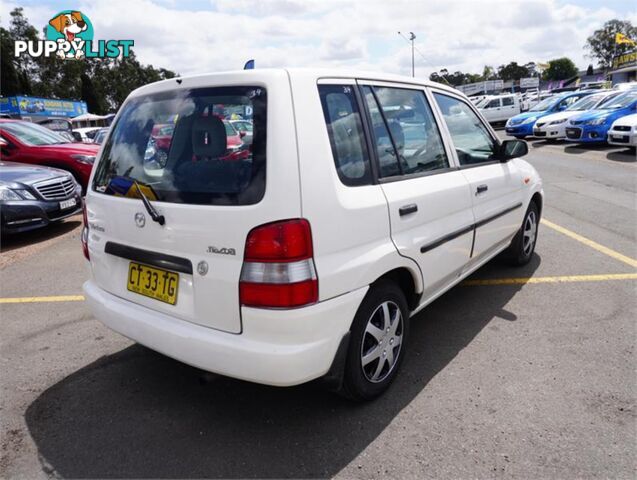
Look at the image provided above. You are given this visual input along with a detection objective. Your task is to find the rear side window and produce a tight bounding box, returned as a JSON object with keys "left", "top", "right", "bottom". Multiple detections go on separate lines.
{"left": 93, "top": 86, "right": 266, "bottom": 206}
{"left": 318, "top": 85, "right": 371, "bottom": 186}
{"left": 502, "top": 97, "right": 514, "bottom": 106}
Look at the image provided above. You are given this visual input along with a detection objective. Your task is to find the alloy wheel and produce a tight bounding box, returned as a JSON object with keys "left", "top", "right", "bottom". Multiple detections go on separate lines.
{"left": 360, "top": 301, "right": 403, "bottom": 383}
{"left": 523, "top": 210, "right": 537, "bottom": 256}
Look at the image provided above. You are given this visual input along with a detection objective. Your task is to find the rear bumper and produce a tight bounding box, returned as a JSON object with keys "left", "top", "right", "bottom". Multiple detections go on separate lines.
{"left": 83, "top": 280, "right": 367, "bottom": 386}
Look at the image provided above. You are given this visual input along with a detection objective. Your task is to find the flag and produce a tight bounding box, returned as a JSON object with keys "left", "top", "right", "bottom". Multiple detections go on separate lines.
{"left": 615, "top": 33, "right": 636, "bottom": 46}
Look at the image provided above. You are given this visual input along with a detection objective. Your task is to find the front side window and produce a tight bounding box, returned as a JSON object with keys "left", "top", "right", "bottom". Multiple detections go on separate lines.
{"left": 318, "top": 84, "right": 371, "bottom": 186}
{"left": 93, "top": 86, "right": 266, "bottom": 206}
{"left": 364, "top": 86, "right": 449, "bottom": 178}
{"left": 433, "top": 92, "right": 498, "bottom": 166}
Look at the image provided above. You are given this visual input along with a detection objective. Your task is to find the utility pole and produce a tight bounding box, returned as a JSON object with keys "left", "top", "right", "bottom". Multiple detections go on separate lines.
{"left": 398, "top": 31, "right": 417, "bottom": 77}
{"left": 409, "top": 32, "right": 416, "bottom": 77}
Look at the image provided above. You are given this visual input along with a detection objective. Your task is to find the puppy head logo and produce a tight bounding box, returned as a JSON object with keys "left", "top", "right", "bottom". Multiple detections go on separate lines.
{"left": 46, "top": 10, "right": 93, "bottom": 43}
{"left": 48, "top": 11, "right": 87, "bottom": 42}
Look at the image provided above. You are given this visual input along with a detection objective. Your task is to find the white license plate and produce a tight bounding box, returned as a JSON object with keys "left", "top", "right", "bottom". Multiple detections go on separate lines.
{"left": 610, "top": 135, "right": 625, "bottom": 141}
{"left": 59, "top": 198, "right": 77, "bottom": 210}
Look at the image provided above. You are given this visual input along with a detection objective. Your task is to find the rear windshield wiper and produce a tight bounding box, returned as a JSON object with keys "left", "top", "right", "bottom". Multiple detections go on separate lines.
{"left": 134, "top": 180, "right": 165, "bottom": 226}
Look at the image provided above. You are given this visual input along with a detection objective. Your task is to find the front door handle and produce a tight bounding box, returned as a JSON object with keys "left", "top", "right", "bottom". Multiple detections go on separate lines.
{"left": 476, "top": 184, "right": 488, "bottom": 195}
{"left": 399, "top": 204, "right": 418, "bottom": 216}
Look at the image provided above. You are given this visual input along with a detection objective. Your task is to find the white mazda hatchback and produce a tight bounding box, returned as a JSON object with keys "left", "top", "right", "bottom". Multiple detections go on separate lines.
{"left": 83, "top": 69, "right": 543, "bottom": 400}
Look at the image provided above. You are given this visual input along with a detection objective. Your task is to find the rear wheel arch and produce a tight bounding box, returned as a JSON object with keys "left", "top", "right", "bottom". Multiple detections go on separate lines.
{"left": 372, "top": 267, "right": 421, "bottom": 311}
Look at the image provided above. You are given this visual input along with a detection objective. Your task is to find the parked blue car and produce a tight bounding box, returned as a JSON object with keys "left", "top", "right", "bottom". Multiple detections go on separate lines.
{"left": 565, "top": 90, "right": 637, "bottom": 143}
{"left": 505, "top": 91, "right": 595, "bottom": 139}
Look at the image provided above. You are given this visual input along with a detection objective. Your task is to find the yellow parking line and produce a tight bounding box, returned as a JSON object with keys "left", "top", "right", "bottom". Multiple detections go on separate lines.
{"left": 541, "top": 219, "right": 637, "bottom": 268}
{"left": 0, "top": 295, "right": 85, "bottom": 304}
{"left": 2, "top": 273, "right": 637, "bottom": 304}
{"left": 462, "top": 273, "right": 637, "bottom": 286}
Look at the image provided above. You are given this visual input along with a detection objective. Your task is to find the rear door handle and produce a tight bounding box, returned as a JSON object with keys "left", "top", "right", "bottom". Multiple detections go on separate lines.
{"left": 399, "top": 204, "right": 418, "bottom": 216}
{"left": 476, "top": 185, "right": 488, "bottom": 195}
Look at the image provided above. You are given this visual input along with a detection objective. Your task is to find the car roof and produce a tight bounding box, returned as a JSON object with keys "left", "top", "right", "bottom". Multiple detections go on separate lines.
{"left": 127, "top": 68, "right": 461, "bottom": 99}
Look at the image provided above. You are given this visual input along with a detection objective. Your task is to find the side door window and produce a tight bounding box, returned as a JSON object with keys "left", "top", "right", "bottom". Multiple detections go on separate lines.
{"left": 556, "top": 95, "right": 579, "bottom": 111}
{"left": 433, "top": 92, "right": 499, "bottom": 166}
{"left": 502, "top": 97, "right": 514, "bottom": 107}
{"left": 362, "top": 85, "right": 449, "bottom": 178}
{"left": 318, "top": 84, "right": 372, "bottom": 186}
{"left": 485, "top": 98, "right": 501, "bottom": 109}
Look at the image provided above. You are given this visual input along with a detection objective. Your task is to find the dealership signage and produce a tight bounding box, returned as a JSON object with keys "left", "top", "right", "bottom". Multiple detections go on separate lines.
{"left": 458, "top": 80, "right": 505, "bottom": 95}
{"left": 612, "top": 51, "right": 637, "bottom": 70}
{"left": 14, "top": 10, "right": 133, "bottom": 60}
{"left": 0, "top": 96, "right": 87, "bottom": 118}
{"left": 520, "top": 77, "right": 540, "bottom": 88}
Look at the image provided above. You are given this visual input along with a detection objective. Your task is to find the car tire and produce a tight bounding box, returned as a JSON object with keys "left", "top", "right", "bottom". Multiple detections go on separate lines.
{"left": 506, "top": 201, "right": 539, "bottom": 266}
{"left": 338, "top": 280, "right": 410, "bottom": 401}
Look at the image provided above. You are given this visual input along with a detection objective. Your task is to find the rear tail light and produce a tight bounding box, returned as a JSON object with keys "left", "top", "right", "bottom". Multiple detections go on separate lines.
{"left": 240, "top": 219, "right": 318, "bottom": 308}
{"left": 81, "top": 204, "right": 89, "bottom": 261}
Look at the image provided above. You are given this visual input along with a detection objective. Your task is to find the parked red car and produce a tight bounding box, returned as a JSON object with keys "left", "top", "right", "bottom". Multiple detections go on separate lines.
{"left": 0, "top": 119, "right": 99, "bottom": 191}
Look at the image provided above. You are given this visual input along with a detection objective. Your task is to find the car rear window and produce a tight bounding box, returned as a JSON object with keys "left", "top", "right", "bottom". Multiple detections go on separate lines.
{"left": 92, "top": 86, "right": 266, "bottom": 206}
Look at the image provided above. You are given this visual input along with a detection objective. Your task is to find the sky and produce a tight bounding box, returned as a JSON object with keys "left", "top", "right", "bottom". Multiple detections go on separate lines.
{"left": 2, "top": 0, "right": 636, "bottom": 78}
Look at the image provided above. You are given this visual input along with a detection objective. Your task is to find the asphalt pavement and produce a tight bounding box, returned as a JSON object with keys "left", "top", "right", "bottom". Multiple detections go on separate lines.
{"left": 1, "top": 137, "right": 635, "bottom": 479}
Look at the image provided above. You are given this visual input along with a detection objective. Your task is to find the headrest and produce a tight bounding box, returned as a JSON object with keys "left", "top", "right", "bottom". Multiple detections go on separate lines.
{"left": 191, "top": 115, "right": 227, "bottom": 158}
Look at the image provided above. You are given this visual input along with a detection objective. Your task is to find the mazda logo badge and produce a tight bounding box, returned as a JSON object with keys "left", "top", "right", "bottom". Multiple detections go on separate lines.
{"left": 135, "top": 212, "right": 146, "bottom": 228}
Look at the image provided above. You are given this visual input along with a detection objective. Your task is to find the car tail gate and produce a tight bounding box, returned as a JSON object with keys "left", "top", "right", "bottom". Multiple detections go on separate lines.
{"left": 84, "top": 72, "right": 301, "bottom": 333}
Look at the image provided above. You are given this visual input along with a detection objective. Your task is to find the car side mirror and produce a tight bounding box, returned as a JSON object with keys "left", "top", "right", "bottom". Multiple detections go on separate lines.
{"left": 239, "top": 130, "right": 246, "bottom": 139}
{"left": 499, "top": 139, "right": 528, "bottom": 162}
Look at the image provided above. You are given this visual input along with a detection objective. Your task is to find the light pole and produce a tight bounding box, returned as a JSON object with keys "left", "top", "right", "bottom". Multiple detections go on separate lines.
{"left": 398, "top": 31, "right": 416, "bottom": 77}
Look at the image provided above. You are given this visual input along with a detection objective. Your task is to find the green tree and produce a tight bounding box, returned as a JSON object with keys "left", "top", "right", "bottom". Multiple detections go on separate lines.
{"left": 585, "top": 19, "right": 637, "bottom": 68}
{"left": 542, "top": 57, "right": 578, "bottom": 80}
{"left": 481, "top": 65, "right": 496, "bottom": 80}
{"left": 1, "top": 7, "right": 177, "bottom": 114}
{"left": 1, "top": 27, "right": 22, "bottom": 96}
{"left": 497, "top": 62, "right": 530, "bottom": 81}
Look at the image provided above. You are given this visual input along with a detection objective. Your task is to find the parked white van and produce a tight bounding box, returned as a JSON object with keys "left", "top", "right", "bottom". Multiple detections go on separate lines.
{"left": 479, "top": 94, "right": 521, "bottom": 124}
{"left": 83, "top": 69, "right": 543, "bottom": 400}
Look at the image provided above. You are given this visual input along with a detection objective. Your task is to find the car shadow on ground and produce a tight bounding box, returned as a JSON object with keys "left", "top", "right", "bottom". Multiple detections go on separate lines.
{"left": 0, "top": 217, "right": 81, "bottom": 253}
{"left": 25, "top": 254, "right": 540, "bottom": 479}
{"left": 563, "top": 143, "right": 619, "bottom": 155}
{"left": 606, "top": 149, "right": 636, "bottom": 163}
